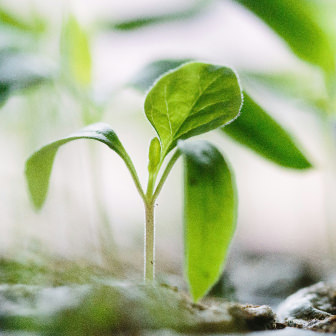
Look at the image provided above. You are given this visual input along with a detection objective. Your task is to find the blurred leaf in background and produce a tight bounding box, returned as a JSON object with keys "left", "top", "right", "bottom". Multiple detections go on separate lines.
{"left": 222, "top": 94, "right": 312, "bottom": 169}
{"left": 108, "top": 0, "right": 211, "bottom": 31}
{"left": 232, "top": 0, "right": 335, "bottom": 74}
{"left": 0, "top": 50, "right": 52, "bottom": 108}
{"left": 0, "top": 4, "right": 51, "bottom": 108}
{"left": 61, "top": 15, "right": 92, "bottom": 88}
{"left": 130, "top": 59, "right": 191, "bottom": 92}
{"left": 240, "top": 71, "right": 329, "bottom": 116}
{"left": 0, "top": 5, "right": 45, "bottom": 35}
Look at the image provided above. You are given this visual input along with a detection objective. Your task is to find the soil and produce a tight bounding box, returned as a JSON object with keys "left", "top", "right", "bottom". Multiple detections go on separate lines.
{"left": 278, "top": 282, "right": 336, "bottom": 333}
{"left": 0, "top": 253, "right": 331, "bottom": 335}
{"left": 0, "top": 282, "right": 277, "bottom": 334}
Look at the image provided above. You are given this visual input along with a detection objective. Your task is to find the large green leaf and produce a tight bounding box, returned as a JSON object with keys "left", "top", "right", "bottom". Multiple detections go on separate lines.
{"left": 144, "top": 62, "right": 242, "bottom": 157}
{"left": 25, "top": 123, "right": 133, "bottom": 209}
{"left": 233, "top": 0, "right": 335, "bottom": 73}
{"left": 179, "top": 140, "right": 237, "bottom": 302}
{"left": 61, "top": 16, "right": 92, "bottom": 87}
{"left": 222, "top": 93, "right": 312, "bottom": 169}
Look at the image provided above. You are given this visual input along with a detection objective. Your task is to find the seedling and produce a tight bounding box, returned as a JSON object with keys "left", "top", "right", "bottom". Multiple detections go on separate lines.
{"left": 25, "top": 62, "right": 242, "bottom": 301}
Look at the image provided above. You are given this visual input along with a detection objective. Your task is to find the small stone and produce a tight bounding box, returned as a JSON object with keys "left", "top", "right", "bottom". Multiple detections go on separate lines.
{"left": 278, "top": 281, "right": 336, "bottom": 333}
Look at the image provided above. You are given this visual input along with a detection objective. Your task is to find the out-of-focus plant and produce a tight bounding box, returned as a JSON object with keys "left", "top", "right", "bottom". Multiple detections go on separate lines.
{"left": 60, "top": 15, "right": 104, "bottom": 125}
{"left": 105, "top": 0, "right": 211, "bottom": 31}
{"left": 0, "top": 9, "right": 113, "bottom": 263}
{"left": 25, "top": 62, "right": 243, "bottom": 301}
{"left": 0, "top": 5, "right": 51, "bottom": 108}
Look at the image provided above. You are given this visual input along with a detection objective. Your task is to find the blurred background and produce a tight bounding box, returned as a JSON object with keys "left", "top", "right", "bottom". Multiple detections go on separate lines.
{"left": 1, "top": 0, "right": 336, "bottom": 284}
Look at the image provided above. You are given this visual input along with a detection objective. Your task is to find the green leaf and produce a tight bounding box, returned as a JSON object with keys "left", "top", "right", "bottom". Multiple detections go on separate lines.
{"left": 233, "top": 0, "right": 335, "bottom": 73}
{"left": 179, "top": 140, "right": 237, "bottom": 302}
{"left": 144, "top": 62, "right": 242, "bottom": 157}
{"left": 240, "top": 71, "right": 328, "bottom": 115}
{"left": 25, "top": 123, "right": 133, "bottom": 209}
{"left": 222, "top": 93, "right": 312, "bottom": 169}
{"left": 61, "top": 16, "right": 92, "bottom": 87}
{"left": 109, "top": 1, "right": 209, "bottom": 31}
{"left": 0, "top": 50, "right": 51, "bottom": 107}
{"left": 130, "top": 59, "right": 191, "bottom": 92}
{"left": 148, "top": 137, "right": 161, "bottom": 173}
{"left": 0, "top": 6, "right": 45, "bottom": 34}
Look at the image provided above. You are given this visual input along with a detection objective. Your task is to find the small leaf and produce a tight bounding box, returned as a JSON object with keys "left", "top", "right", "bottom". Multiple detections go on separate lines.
{"left": 148, "top": 137, "right": 161, "bottom": 173}
{"left": 130, "top": 59, "right": 191, "bottom": 92}
{"left": 233, "top": 0, "right": 335, "bottom": 73}
{"left": 179, "top": 140, "right": 237, "bottom": 302}
{"left": 61, "top": 16, "right": 92, "bottom": 87}
{"left": 145, "top": 62, "right": 242, "bottom": 157}
{"left": 222, "top": 93, "right": 312, "bottom": 169}
{"left": 25, "top": 123, "right": 131, "bottom": 209}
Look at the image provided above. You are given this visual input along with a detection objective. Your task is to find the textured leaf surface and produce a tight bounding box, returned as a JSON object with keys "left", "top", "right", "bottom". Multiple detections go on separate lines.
{"left": 61, "top": 16, "right": 92, "bottom": 86}
{"left": 179, "top": 140, "right": 237, "bottom": 302}
{"left": 25, "top": 123, "right": 130, "bottom": 209}
{"left": 222, "top": 93, "right": 312, "bottom": 169}
{"left": 233, "top": 0, "right": 335, "bottom": 72}
{"left": 145, "top": 62, "right": 242, "bottom": 157}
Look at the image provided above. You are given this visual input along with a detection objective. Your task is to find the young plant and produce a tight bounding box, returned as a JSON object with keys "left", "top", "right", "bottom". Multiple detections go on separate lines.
{"left": 25, "top": 62, "right": 242, "bottom": 301}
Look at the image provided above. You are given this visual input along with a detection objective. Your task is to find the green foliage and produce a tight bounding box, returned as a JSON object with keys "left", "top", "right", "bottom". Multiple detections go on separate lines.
{"left": 131, "top": 59, "right": 312, "bottom": 169}
{"left": 109, "top": 1, "right": 209, "bottom": 31}
{"left": 179, "top": 140, "right": 236, "bottom": 301}
{"left": 25, "top": 123, "right": 135, "bottom": 209}
{"left": 148, "top": 137, "right": 161, "bottom": 173}
{"left": 25, "top": 61, "right": 243, "bottom": 301}
{"left": 241, "top": 71, "right": 328, "bottom": 115}
{"left": 222, "top": 93, "right": 312, "bottom": 169}
{"left": 61, "top": 16, "right": 92, "bottom": 87}
{"left": 145, "top": 62, "right": 242, "bottom": 157}
{"left": 233, "top": 0, "right": 335, "bottom": 73}
{"left": 0, "top": 6, "right": 45, "bottom": 34}
{"left": 0, "top": 50, "right": 51, "bottom": 107}
{"left": 0, "top": 258, "right": 108, "bottom": 286}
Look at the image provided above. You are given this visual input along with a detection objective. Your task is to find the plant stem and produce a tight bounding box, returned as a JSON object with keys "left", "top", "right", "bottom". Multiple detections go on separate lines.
{"left": 144, "top": 201, "right": 155, "bottom": 281}
{"left": 153, "top": 150, "right": 181, "bottom": 201}
{"left": 143, "top": 149, "right": 181, "bottom": 281}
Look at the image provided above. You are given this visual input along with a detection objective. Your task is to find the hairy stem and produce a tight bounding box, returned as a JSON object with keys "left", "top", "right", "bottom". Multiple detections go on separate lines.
{"left": 144, "top": 201, "right": 155, "bottom": 281}
{"left": 143, "top": 149, "right": 181, "bottom": 281}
